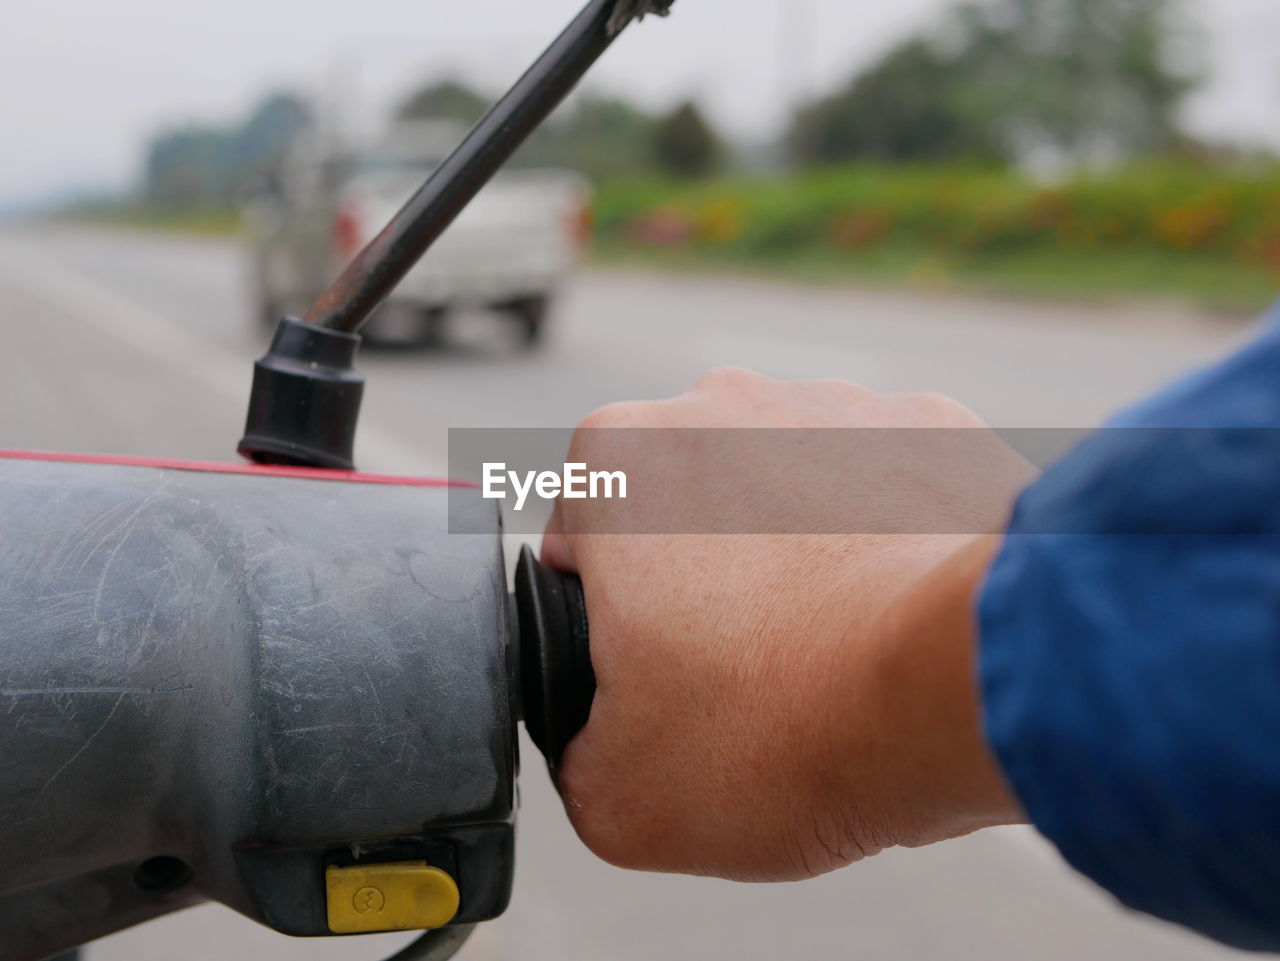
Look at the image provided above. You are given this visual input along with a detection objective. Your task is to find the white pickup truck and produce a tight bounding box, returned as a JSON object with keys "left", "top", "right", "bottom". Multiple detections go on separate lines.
{"left": 246, "top": 121, "right": 590, "bottom": 347}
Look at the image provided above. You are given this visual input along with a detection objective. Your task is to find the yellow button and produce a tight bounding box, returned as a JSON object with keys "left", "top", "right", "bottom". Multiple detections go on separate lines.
{"left": 325, "top": 860, "right": 460, "bottom": 934}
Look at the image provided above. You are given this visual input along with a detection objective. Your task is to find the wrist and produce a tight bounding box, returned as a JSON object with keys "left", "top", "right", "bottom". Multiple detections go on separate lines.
{"left": 837, "top": 535, "right": 1025, "bottom": 852}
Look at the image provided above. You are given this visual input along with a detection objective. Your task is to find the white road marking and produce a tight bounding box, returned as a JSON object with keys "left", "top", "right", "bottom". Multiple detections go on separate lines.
{"left": 0, "top": 238, "right": 446, "bottom": 477}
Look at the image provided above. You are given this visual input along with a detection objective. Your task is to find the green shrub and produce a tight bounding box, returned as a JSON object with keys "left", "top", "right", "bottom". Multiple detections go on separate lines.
{"left": 593, "top": 161, "right": 1280, "bottom": 275}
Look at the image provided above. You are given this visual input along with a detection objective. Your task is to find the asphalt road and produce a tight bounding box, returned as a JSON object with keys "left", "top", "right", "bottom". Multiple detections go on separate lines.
{"left": 0, "top": 224, "right": 1264, "bottom": 961}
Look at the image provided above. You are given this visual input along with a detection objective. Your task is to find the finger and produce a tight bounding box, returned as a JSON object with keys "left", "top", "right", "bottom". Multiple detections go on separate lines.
{"left": 540, "top": 501, "right": 577, "bottom": 572}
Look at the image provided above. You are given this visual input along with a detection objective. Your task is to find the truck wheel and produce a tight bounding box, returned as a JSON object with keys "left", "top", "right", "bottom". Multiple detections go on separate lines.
{"left": 508, "top": 296, "right": 550, "bottom": 348}
{"left": 416, "top": 307, "right": 447, "bottom": 350}
{"left": 357, "top": 304, "right": 446, "bottom": 350}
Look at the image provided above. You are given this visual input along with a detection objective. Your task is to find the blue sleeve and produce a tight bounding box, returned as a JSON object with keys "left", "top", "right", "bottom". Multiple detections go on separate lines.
{"left": 978, "top": 307, "right": 1280, "bottom": 951}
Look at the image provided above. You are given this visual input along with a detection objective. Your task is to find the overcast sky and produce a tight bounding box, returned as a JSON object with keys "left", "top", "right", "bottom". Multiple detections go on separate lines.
{"left": 1, "top": 0, "right": 1277, "bottom": 206}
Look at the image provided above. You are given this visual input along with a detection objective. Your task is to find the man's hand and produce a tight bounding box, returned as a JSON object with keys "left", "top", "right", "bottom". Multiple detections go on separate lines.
{"left": 542, "top": 368, "right": 1035, "bottom": 882}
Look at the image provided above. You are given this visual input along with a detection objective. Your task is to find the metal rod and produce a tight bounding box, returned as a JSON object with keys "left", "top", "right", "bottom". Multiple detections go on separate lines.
{"left": 305, "top": 0, "right": 643, "bottom": 333}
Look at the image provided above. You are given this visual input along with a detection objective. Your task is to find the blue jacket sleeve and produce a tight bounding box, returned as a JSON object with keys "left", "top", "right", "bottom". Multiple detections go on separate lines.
{"left": 978, "top": 308, "right": 1280, "bottom": 951}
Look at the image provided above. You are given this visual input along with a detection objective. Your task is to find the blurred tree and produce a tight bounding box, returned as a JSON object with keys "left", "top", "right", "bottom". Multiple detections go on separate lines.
{"left": 144, "top": 127, "right": 230, "bottom": 204}
{"left": 520, "top": 95, "right": 659, "bottom": 179}
{"left": 229, "top": 93, "right": 312, "bottom": 181}
{"left": 652, "top": 101, "right": 724, "bottom": 178}
{"left": 789, "top": 40, "right": 1001, "bottom": 165}
{"left": 394, "top": 75, "right": 664, "bottom": 181}
{"left": 963, "top": 0, "right": 1199, "bottom": 164}
{"left": 565, "top": 96, "right": 660, "bottom": 179}
{"left": 144, "top": 92, "right": 311, "bottom": 204}
{"left": 789, "top": 0, "right": 1198, "bottom": 167}
{"left": 397, "top": 79, "right": 491, "bottom": 125}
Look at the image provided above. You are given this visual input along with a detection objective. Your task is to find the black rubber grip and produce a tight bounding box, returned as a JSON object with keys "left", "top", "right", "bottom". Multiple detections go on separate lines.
{"left": 514, "top": 546, "right": 595, "bottom": 777}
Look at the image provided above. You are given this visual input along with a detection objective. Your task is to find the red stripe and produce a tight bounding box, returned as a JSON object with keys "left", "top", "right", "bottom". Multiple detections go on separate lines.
{"left": 0, "top": 449, "right": 470, "bottom": 489}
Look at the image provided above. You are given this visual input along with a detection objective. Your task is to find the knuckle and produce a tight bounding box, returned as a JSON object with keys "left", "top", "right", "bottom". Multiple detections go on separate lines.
{"left": 561, "top": 778, "right": 651, "bottom": 871}
{"left": 806, "top": 378, "right": 876, "bottom": 398}
{"left": 894, "top": 391, "right": 979, "bottom": 425}
{"left": 691, "top": 366, "right": 770, "bottom": 393}
{"left": 902, "top": 390, "right": 954, "bottom": 410}
{"left": 559, "top": 730, "right": 671, "bottom": 871}
{"left": 576, "top": 400, "right": 648, "bottom": 432}
{"left": 569, "top": 810, "right": 645, "bottom": 870}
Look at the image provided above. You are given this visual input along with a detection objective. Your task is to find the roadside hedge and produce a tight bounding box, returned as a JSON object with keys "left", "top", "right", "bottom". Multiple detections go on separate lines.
{"left": 593, "top": 163, "right": 1280, "bottom": 274}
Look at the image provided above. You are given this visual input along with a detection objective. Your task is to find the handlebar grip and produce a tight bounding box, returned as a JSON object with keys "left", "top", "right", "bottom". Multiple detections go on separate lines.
{"left": 514, "top": 546, "right": 596, "bottom": 777}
